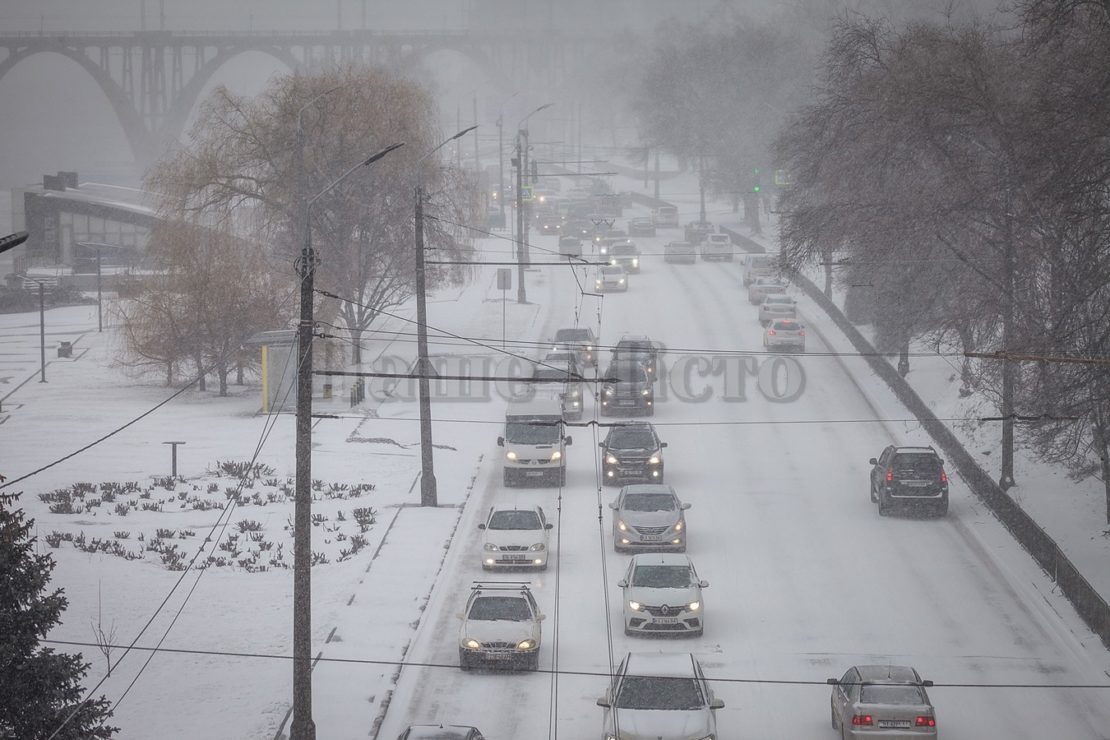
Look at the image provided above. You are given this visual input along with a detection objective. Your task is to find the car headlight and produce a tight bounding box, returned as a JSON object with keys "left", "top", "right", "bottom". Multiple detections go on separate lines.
{"left": 529, "top": 542, "right": 545, "bottom": 552}
{"left": 632, "top": 258, "right": 639, "bottom": 266}
{"left": 569, "top": 388, "right": 580, "bottom": 398}
{"left": 619, "top": 278, "right": 625, "bottom": 285}
{"left": 506, "top": 450, "right": 518, "bottom": 461}
{"left": 648, "top": 455, "right": 661, "bottom": 465}
{"left": 586, "top": 345, "right": 593, "bottom": 352}
{"left": 604, "top": 388, "right": 614, "bottom": 397}
{"left": 674, "top": 520, "right": 683, "bottom": 532}
{"left": 617, "top": 520, "right": 627, "bottom": 532}
{"left": 550, "top": 450, "right": 562, "bottom": 461}
{"left": 628, "top": 600, "right": 641, "bottom": 611}
{"left": 484, "top": 542, "right": 499, "bottom": 552}
{"left": 463, "top": 638, "right": 480, "bottom": 649}
{"left": 595, "top": 281, "right": 602, "bottom": 288}
{"left": 641, "top": 388, "right": 650, "bottom": 396}
{"left": 606, "top": 454, "right": 618, "bottom": 465}
{"left": 516, "top": 639, "right": 536, "bottom": 650}
{"left": 688, "top": 601, "right": 701, "bottom": 611}
{"left": 610, "top": 259, "right": 617, "bottom": 266}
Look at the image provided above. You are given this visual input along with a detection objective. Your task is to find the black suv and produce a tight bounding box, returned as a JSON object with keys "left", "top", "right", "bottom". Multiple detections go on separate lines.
{"left": 600, "top": 361, "right": 654, "bottom": 416}
{"left": 613, "top": 335, "right": 659, "bottom": 380}
{"left": 868, "top": 445, "right": 949, "bottom": 517}
{"left": 599, "top": 422, "right": 667, "bottom": 485}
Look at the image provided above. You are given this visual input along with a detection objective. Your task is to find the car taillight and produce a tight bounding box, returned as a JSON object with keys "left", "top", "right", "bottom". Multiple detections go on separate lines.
{"left": 915, "top": 716, "right": 936, "bottom": 728}
{"left": 851, "top": 714, "right": 873, "bottom": 727}
{"left": 767, "top": 329, "right": 776, "bottom": 335}
{"left": 799, "top": 329, "right": 805, "bottom": 336}
{"left": 940, "top": 469, "right": 948, "bottom": 484}
{"left": 886, "top": 468, "right": 893, "bottom": 482}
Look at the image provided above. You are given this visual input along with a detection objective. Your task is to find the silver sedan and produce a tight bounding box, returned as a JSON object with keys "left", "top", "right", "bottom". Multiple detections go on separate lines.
{"left": 828, "top": 665, "right": 937, "bottom": 739}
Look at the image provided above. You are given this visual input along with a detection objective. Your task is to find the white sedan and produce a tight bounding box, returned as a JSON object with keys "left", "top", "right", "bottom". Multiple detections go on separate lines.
{"left": 595, "top": 265, "right": 628, "bottom": 292}
{"left": 759, "top": 294, "right": 797, "bottom": 325}
{"left": 764, "top": 318, "right": 806, "bottom": 352}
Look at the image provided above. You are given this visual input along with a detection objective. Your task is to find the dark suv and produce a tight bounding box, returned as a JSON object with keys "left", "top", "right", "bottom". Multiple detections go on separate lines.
{"left": 600, "top": 422, "right": 667, "bottom": 485}
{"left": 613, "top": 335, "right": 659, "bottom": 380}
{"left": 601, "top": 361, "right": 654, "bottom": 416}
{"left": 868, "top": 445, "right": 949, "bottom": 517}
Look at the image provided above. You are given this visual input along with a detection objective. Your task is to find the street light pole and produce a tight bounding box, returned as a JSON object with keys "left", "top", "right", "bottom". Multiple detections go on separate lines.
{"left": 512, "top": 103, "right": 553, "bottom": 305}
{"left": 290, "top": 84, "right": 402, "bottom": 740}
{"left": 96, "top": 248, "right": 102, "bottom": 333}
{"left": 414, "top": 125, "right": 478, "bottom": 508}
{"left": 38, "top": 281, "right": 46, "bottom": 383}
{"left": 496, "top": 92, "right": 519, "bottom": 226}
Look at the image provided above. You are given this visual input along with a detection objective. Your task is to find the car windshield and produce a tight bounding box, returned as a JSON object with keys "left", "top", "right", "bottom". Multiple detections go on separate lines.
{"left": 609, "top": 427, "right": 657, "bottom": 449}
{"left": 766, "top": 296, "right": 793, "bottom": 304}
{"left": 668, "top": 242, "right": 692, "bottom": 249}
{"left": 505, "top": 420, "right": 561, "bottom": 444}
{"left": 615, "top": 676, "right": 705, "bottom": 710}
{"left": 532, "top": 367, "right": 571, "bottom": 382}
{"left": 468, "top": 596, "right": 533, "bottom": 621}
{"left": 617, "top": 341, "right": 652, "bottom": 354}
{"left": 600, "top": 267, "right": 623, "bottom": 277}
{"left": 555, "top": 329, "right": 591, "bottom": 343}
{"left": 860, "top": 684, "right": 927, "bottom": 705}
{"left": 623, "top": 493, "right": 677, "bottom": 512}
{"left": 407, "top": 730, "right": 473, "bottom": 739}
{"left": 893, "top": 454, "right": 941, "bottom": 477}
{"left": 611, "top": 245, "right": 637, "bottom": 255}
{"left": 488, "top": 510, "right": 542, "bottom": 530}
{"left": 772, "top": 321, "right": 801, "bottom": 331}
{"left": 632, "top": 565, "right": 694, "bottom": 588}
{"left": 750, "top": 255, "right": 776, "bottom": 268}
{"left": 607, "top": 363, "right": 646, "bottom": 383}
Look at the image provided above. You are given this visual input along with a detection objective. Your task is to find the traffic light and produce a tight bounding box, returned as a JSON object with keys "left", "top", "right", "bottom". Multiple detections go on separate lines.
{"left": 531, "top": 159, "right": 539, "bottom": 184}
{"left": 752, "top": 167, "right": 762, "bottom": 194}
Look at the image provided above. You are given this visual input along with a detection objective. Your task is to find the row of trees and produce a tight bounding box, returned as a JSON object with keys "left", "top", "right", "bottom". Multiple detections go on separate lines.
{"left": 628, "top": 1, "right": 1110, "bottom": 521}
{"left": 120, "top": 64, "right": 479, "bottom": 394}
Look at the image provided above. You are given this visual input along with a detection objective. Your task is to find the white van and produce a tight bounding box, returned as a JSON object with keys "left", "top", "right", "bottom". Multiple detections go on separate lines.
{"left": 651, "top": 205, "right": 679, "bottom": 228}
{"left": 741, "top": 252, "right": 780, "bottom": 285}
{"left": 700, "top": 232, "right": 733, "bottom": 261}
{"left": 498, "top": 396, "right": 573, "bottom": 486}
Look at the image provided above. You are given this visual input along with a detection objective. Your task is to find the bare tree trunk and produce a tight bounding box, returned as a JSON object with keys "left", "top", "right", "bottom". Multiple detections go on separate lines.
{"left": 165, "top": 361, "right": 173, "bottom": 386}
{"left": 1000, "top": 218, "right": 1016, "bottom": 490}
{"left": 218, "top": 363, "right": 229, "bottom": 397}
{"left": 823, "top": 255, "right": 833, "bottom": 298}
{"left": 1094, "top": 410, "right": 1110, "bottom": 524}
{"left": 898, "top": 340, "right": 910, "bottom": 377}
{"left": 957, "top": 321, "right": 975, "bottom": 388}
{"left": 194, "top": 353, "right": 206, "bottom": 392}
{"left": 350, "top": 327, "right": 363, "bottom": 365}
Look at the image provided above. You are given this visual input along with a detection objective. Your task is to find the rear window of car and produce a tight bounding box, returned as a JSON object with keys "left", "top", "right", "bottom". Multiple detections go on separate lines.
{"left": 765, "top": 296, "right": 794, "bottom": 304}
{"left": 860, "top": 684, "right": 927, "bottom": 705}
{"left": 611, "top": 245, "right": 638, "bottom": 255}
{"left": 555, "top": 329, "right": 591, "bottom": 342}
{"left": 772, "top": 320, "right": 801, "bottom": 330}
{"left": 892, "top": 453, "right": 942, "bottom": 477}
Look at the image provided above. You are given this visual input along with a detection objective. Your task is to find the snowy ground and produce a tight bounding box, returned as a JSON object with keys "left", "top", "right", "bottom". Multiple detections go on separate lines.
{"left": 4, "top": 171, "right": 1110, "bottom": 739}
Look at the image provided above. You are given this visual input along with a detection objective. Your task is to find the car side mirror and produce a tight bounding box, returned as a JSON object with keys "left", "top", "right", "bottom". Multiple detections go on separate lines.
{"left": 497, "top": 437, "right": 505, "bottom": 447}
{"left": 699, "top": 580, "right": 709, "bottom": 588}
{"left": 922, "top": 680, "right": 934, "bottom": 687}
{"left": 565, "top": 436, "right": 573, "bottom": 446}
{"left": 456, "top": 612, "right": 465, "bottom": 620}
{"left": 596, "top": 697, "right": 611, "bottom": 708}
{"left": 826, "top": 678, "right": 838, "bottom": 685}
{"left": 660, "top": 442, "right": 668, "bottom": 448}
{"left": 545, "top": 523, "right": 553, "bottom": 530}
{"left": 710, "top": 698, "right": 725, "bottom": 710}
{"left": 537, "top": 613, "right": 546, "bottom": 622}
{"left": 868, "top": 457, "right": 877, "bottom": 465}
{"left": 681, "top": 502, "right": 692, "bottom": 510}
{"left": 598, "top": 442, "right": 605, "bottom": 449}
{"left": 477, "top": 523, "right": 486, "bottom": 530}
{"left": 617, "top": 579, "right": 627, "bottom": 588}
{"left": 608, "top": 502, "right": 618, "bottom": 509}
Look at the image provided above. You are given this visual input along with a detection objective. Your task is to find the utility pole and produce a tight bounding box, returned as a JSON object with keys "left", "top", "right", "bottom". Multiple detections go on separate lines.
{"left": 38, "top": 281, "right": 46, "bottom": 382}
{"left": 999, "top": 209, "right": 1016, "bottom": 490}
{"left": 515, "top": 131, "right": 527, "bottom": 303}
{"left": 96, "top": 248, "right": 103, "bottom": 332}
{"left": 520, "top": 126, "right": 531, "bottom": 268}
{"left": 654, "top": 149, "right": 660, "bottom": 200}
{"left": 413, "top": 125, "right": 476, "bottom": 508}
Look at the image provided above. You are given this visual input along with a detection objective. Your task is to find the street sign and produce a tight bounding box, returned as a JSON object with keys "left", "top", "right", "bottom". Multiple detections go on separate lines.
{"left": 773, "top": 169, "right": 792, "bottom": 187}
{"left": 496, "top": 268, "right": 512, "bottom": 290}
{"left": 521, "top": 185, "right": 535, "bottom": 202}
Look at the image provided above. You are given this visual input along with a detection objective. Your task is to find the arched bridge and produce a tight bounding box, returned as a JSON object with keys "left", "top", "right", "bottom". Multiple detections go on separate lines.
{"left": 0, "top": 29, "right": 595, "bottom": 167}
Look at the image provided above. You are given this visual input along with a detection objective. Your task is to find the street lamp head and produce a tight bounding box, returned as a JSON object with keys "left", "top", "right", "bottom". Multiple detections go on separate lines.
{"left": 0, "top": 231, "right": 29, "bottom": 256}
{"left": 518, "top": 102, "right": 554, "bottom": 130}
{"left": 361, "top": 142, "right": 405, "bottom": 167}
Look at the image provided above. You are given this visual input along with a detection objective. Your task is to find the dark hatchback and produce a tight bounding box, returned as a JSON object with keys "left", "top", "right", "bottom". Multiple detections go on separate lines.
{"left": 600, "top": 361, "right": 654, "bottom": 416}
{"left": 869, "top": 445, "right": 949, "bottom": 517}
{"left": 600, "top": 422, "right": 667, "bottom": 485}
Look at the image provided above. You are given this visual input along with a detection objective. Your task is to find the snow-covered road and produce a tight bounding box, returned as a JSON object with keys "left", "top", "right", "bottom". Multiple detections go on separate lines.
{"left": 376, "top": 217, "right": 1110, "bottom": 739}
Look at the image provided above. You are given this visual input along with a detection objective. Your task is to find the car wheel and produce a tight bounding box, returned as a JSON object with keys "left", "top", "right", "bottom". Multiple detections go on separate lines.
{"left": 878, "top": 491, "right": 889, "bottom": 516}
{"left": 459, "top": 650, "right": 471, "bottom": 671}
{"left": 935, "top": 501, "right": 949, "bottom": 517}
{"left": 528, "top": 653, "right": 540, "bottom": 672}
{"left": 831, "top": 703, "right": 838, "bottom": 730}
{"left": 870, "top": 482, "right": 877, "bottom": 503}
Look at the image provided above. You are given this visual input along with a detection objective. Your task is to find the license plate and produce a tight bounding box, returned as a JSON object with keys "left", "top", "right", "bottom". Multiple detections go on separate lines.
{"left": 503, "top": 554, "right": 527, "bottom": 561}
{"left": 639, "top": 534, "right": 661, "bottom": 542}
{"left": 878, "top": 720, "right": 912, "bottom": 729}
{"left": 653, "top": 617, "right": 679, "bottom": 624}
{"left": 902, "top": 480, "right": 928, "bottom": 487}
{"left": 525, "top": 471, "right": 544, "bottom": 477}
{"left": 619, "top": 400, "right": 635, "bottom": 406}
{"left": 486, "top": 652, "right": 513, "bottom": 660}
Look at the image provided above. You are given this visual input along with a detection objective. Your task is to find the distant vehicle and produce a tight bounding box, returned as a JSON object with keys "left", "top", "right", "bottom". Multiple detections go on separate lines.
{"left": 627, "top": 216, "right": 656, "bottom": 237}
{"left": 759, "top": 294, "right": 798, "bottom": 325}
{"left": 613, "top": 335, "right": 659, "bottom": 379}
{"left": 684, "top": 220, "right": 714, "bottom": 245}
{"left": 531, "top": 359, "right": 584, "bottom": 421}
{"left": 618, "top": 553, "right": 707, "bottom": 637}
{"left": 868, "top": 445, "right": 949, "bottom": 516}
{"left": 748, "top": 276, "right": 788, "bottom": 305}
{"left": 609, "top": 484, "right": 689, "bottom": 552}
{"left": 600, "top": 360, "right": 653, "bottom": 416}
{"left": 561, "top": 219, "right": 593, "bottom": 239}
{"left": 397, "top": 725, "right": 486, "bottom": 740}
{"left": 699, "top": 232, "right": 733, "bottom": 261}
{"left": 594, "top": 265, "right": 628, "bottom": 292}
{"left": 551, "top": 326, "right": 598, "bottom": 368}
{"left": 595, "top": 229, "right": 628, "bottom": 254}
{"left": 538, "top": 217, "right": 562, "bottom": 235}
{"left": 597, "top": 653, "right": 723, "bottom": 740}
{"left": 477, "top": 506, "right": 553, "bottom": 570}
{"left": 498, "top": 396, "right": 573, "bottom": 486}
{"left": 608, "top": 241, "right": 642, "bottom": 273}
{"left": 558, "top": 235, "right": 583, "bottom": 257}
{"left": 663, "top": 241, "right": 697, "bottom": 264}
{"left": 764, "top": 319, "right": 806, "bottom": 352}
{"left": 828, "top": 665, "right": 937, "bottom": 739}
{"left": 542, "top": 350, "right": 584, "bottom": 381}
{"left": 457, "top": 583, "right": 543, "bottom": 671}
{"left": 600, "top": 421, "right": 667, "bottom": 485}
{"left": 651, "top": 205, "right": 680, "bottom": 228}
{"left": 741, "top": 252, "right": 781, "bottom": 285}
{"left": 485, "top": 208, "right": 505, "bottom": 230}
